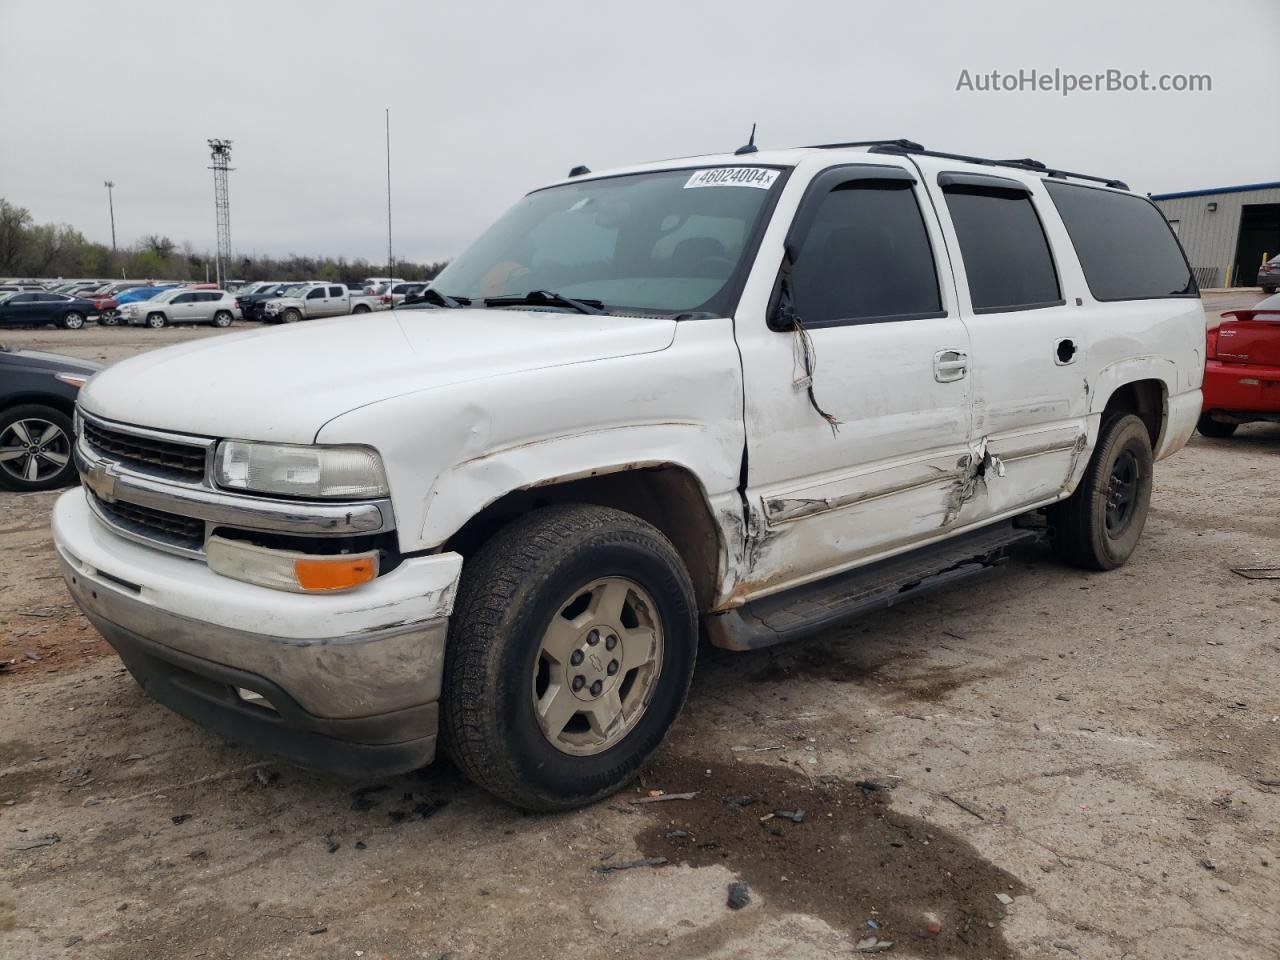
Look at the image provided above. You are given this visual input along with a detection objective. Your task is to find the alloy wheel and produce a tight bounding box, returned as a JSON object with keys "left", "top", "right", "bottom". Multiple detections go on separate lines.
{"left": 0, "top": 418, "right": 71, "bottom": 484}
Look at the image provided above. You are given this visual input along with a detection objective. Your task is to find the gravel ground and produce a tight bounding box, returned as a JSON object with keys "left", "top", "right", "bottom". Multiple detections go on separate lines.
{"left": 1, "top": 295, "right": 1277, "bottom": 960}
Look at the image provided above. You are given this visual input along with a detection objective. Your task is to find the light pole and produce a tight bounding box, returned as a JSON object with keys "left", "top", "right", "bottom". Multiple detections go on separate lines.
{"left": 103, "top": 180, "right": 117, "bottom": 252}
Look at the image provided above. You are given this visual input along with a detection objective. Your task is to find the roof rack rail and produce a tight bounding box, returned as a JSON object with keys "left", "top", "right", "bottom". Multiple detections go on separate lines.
{"left": 860, "top": 142, "right": 1129, "bottom": 191}
{"left": 806, "top": 138, "right": 925, "bottom": 152}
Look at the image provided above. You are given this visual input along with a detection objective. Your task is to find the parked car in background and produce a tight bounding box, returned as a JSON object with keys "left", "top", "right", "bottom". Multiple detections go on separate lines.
{"left": 358, "top": 277, "right": 405, "bottom": 293}
{"left": 0, "top": 291, "right": 94, "bottom": 329}
{"left": 259, "top": 282, "right": 385, "bottom": 322}
{"left": 115, "top": 285, "right": 173, "bottom": 307}
{"left": 0, "top": 344, "right": 99, "bottom": 491}
{"left": 1199, "top": 292, "right": 1280, "bottom": 437}
{"left": 380, "top": 282, "right": 426, "bottom": 307}
{"left": 120, "top": 289, "right": 239, "bottom": 328}
{"left": 237, "top": 282, "right": 301, "bottom": 322}
{"left": 1257, "top": 255, "right": 1279, "bottom": 294}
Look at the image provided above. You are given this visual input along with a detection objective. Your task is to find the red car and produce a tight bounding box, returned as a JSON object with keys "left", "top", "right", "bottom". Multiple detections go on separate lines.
{"left": 1199, "top": 294, "right": 1280, "bottom": 438}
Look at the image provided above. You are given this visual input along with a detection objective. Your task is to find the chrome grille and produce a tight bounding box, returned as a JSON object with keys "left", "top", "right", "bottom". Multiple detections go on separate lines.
{"left": 82, "top": 419, "right": 207, "bottom": 481}
{"left": 90, "top": 493, "right": 206, "bottom": 552}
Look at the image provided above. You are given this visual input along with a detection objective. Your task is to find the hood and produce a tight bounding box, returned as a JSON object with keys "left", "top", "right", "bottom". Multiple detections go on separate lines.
{"left": 0, "top": 347, "right": 103, "bottom": 374}
{"left": 79, "top": 308, "right": 677, "bottom": 441}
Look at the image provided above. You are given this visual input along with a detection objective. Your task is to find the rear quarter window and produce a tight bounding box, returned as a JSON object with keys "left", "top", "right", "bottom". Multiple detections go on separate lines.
{"left": 1044, "top": 182, "right": 1196, "bottom": 301}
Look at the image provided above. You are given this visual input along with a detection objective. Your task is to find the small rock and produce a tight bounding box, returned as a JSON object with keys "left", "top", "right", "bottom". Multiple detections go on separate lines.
{"left": 727, "top": 880, "right": 750, "bottom": 910}
{"left": 926, "top": 921, "right": 942, "bottom": 936}
{"left": 9, "top": 833, "right": 60, "bottom": 850}
{"left": 121, "top": 754, "right": 145, "bottom": 762}
{"left": 995, "top": 892, "right": 1014, "bottom": 905}
{"left": 63, "top": 936, "right": 82, "bottom": 947}
{"left": 1199, "top": 858, "right": 1216, "bottom": 871}
{"left": 774, "top": 809, "right": 806, "bottom": 823}
{"left": 355, "top": 841, "right": 367, "bottom": 850}
{"left": 170, "top": 814, "right": 191, "bottom": 825}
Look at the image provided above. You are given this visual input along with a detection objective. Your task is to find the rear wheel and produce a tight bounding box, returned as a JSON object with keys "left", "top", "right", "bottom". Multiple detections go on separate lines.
{"left": 442, "top": 504, "right": 697, "bottom": 811}
{"left": 1196, "top": 413, "right": 1238, "bottom": 438}
{"left": 61, "top": 311, "right": 85, "bottom": 330}
{"left": 1048, "top": 414, "right": 1153, "bottom": 571}
{"left": 146, "top": 312, "right": 166, "bottom": 329}
{"left": 0, "top": 405, "right": 75, "bottom": 491}
{"left": 1262, "top": 286, "right": 1277, "bottom": 295}
{"left": 352, "top": 304, "right": 370, "bottom": 314}
{"left": 212, "top": 310, "right": 233, "bottom": 328}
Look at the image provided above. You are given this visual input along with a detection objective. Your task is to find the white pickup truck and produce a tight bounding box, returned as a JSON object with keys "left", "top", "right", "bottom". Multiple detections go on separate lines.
{"left": 54, "top": 140, "right": 1204, "bottom": 810}
{"left": 260, "top": 282, "right": 386, "bottom": 322}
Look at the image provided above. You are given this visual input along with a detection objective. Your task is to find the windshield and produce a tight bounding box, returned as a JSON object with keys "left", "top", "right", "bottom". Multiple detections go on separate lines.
{"left": 430, "top": 166, "right": 783, "bottom": 315}
{"left": 280, "top": 284, "right": 308, "bottom": 297}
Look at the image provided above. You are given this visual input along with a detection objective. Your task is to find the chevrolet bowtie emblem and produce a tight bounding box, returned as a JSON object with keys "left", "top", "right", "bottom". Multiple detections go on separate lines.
{"left": 85, "top": 462, "right": 117, "bottom": 502}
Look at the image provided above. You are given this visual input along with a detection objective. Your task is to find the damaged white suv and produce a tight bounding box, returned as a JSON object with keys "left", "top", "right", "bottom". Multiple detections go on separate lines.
{"left": 54, "top": 139, "right": 1204, "bottom": 810}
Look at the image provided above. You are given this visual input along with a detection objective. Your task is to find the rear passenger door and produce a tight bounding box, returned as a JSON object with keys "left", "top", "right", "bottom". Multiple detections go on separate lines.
{"left": 926, "top": 170, "right": 1090, "bottom": 523}
{"left": 327, "top": 285, "right": 348, "bottom": 315}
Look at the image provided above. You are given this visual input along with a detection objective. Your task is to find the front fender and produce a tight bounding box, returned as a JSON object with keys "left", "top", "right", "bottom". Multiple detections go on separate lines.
{"left": 315, "top": 317, "right": 747, "bottom": 554}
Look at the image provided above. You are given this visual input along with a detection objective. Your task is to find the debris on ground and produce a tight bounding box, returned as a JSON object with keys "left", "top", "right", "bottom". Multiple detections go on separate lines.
{"left": 731, "top": 745, "right": 784, "bottom": 753}
{"left": 1199, "top": 857, "right": 1217, "bottom": 871}
{"left": 254, "top": 768, "right": 279, "bottom": 787}
{"left": 727, "top": 880, "right": 751, "bottom": 910}
{"left": 721, "top": 794, "right": 755, "bottom": 809}
{"left": 995, "top": 892, "right": 1014, "bottom": 905}
{"left": 592, "top": 856, "right": 668, "bottom": 874}
{"left": 771, "top": 809, "right": 806, "bottom": 823}
{"left": 9, "top": 833, "right": 60, "bottom": 850}
{"left": 943, "top": 794, "right": 987, "bottom": 821}
{"left": 855, "top": 936, "right": 894, "bottom": 953}
{"left": 630, "top": 791, "right": 698, "bottom": 804}
{"left": 169, "top": 814, "right": 191, "bottom": 825}
{"left": 926, "top": 921, "right": 942, "bottom": 936}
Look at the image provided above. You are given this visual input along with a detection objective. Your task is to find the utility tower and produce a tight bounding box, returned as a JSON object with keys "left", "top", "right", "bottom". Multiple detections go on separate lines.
{"left": 103, "top": 181, "right": 117, "bottom": 252}
{"left": 207, "top": 139, "right": 234, "bottom": 287}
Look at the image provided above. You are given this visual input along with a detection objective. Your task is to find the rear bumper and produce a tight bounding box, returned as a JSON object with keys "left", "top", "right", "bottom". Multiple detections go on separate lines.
{"left": 52, "top": 489, "right": 463, "bottom": 777}
{"left": 1203, "top": 360, "right": 1280, "bottom": 419}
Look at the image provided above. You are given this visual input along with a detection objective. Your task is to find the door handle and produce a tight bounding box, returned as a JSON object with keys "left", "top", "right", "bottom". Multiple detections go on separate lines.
{"left": 934, "top": 349, "right": 969, "bottom": 383}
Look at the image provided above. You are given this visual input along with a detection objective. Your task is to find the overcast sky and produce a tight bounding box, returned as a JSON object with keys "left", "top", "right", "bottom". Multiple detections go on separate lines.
{"left": 2, "top": 0, "right": 1276, "bottom": 265}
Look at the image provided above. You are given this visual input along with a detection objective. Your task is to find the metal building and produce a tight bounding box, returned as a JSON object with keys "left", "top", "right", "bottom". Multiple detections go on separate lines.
{"left": 1151, "top": 181, "right": 1280, "bottom": 289}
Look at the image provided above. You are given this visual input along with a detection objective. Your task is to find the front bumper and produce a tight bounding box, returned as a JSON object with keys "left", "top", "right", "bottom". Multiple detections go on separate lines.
{"left": 52, "top": 489, "right": 464, "bottom": 777}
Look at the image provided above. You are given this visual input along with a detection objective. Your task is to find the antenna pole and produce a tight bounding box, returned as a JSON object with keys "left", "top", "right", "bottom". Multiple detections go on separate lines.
{"left": 103, "top": 181, "right": 117, "bottom": 253}
{"left": 385, "top": 108, "right": 393, "bottom": 280}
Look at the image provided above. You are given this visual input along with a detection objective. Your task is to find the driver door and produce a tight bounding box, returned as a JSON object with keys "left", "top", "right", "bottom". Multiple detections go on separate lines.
{"left": 733, "top": 160, "right": 975, "bottom": 599}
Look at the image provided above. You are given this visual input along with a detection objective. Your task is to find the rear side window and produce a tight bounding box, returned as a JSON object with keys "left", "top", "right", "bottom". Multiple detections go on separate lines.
{"left": 1044, "top": 182, "right": 1196, "bottom": 301}
{"left": 943, "top": 183, "right": 1062, "bottom": 313}
{"left": 330, "top": 286, "right": 345, "bottom": 297}
{"left": 789, "top": 180, "right": 942, "bottom": 325}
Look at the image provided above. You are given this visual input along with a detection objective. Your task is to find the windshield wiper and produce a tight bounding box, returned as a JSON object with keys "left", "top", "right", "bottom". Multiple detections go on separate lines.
{"left": 406, "top": 287, "right": 467, "bottom": 308}
{"left": 484, "top": 289, "right": 606, "bottom": 315}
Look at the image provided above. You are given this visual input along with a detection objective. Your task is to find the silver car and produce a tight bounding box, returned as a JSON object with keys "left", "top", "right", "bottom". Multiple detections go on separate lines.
{"left": 120, "top": 289, "right": 240, "bottom": 329}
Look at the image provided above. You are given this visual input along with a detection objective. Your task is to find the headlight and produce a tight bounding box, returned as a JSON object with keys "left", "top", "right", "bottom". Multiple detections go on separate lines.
{"left": 264, "top": 302, "right": 281, "bottom": 313}
{"left": 213, "top": 441, "right": 389, "bottom": 499}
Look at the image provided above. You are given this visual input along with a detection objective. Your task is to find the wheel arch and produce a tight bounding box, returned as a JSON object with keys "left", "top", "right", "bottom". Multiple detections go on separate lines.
{"left": 442, "top": 463, "right": 726, "bottom": 614}
{"left": 0, "top": 392, "right": 76, "bottom": 419}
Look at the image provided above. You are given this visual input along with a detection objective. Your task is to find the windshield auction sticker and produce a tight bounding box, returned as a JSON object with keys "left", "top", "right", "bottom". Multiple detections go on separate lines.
{"left": 684, "top": 167, "right": 779, "bottom": 189}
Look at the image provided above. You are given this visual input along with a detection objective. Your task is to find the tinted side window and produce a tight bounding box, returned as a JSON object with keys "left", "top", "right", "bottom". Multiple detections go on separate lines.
{"left": 943, "top": 185, "right": 1061, "bottom": 312}
{"left": 790, "top": 181, "right": 942, "bottom": 325}
{"left": 306, "top": 288, "right": 325, "bottom": 300}
{"left": 329, "top": 286, "right": 345, "bottom": 298}
{"left": 172, "top": 293, "right": 194, "bottom": 303}
{"left": 1044, "top": 182, "right": 1195, "bottom": 300}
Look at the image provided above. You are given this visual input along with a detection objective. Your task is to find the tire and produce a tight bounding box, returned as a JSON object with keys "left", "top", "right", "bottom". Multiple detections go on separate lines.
{"left": 212, "top": 310, "right": 233, "bottom": 328}
{"left": 1048, "top": 413, "right": 1154, "bottom": 571}
{"left": 1196, "top": 413, "right": 1238, "bottom": 439}
{"left": 98, "top": 310, "right": 119, "bottom": 326}
{"left": 282, "top": 308, "right": 301, "bottom": 323}
{"left": 442, "top": 504, "right": 697, "bottom": 811}
{"left": 1262, "top": 286, "right": 1277, "bottom": 295}
{"left": 61, "top": 311, "right": 85, "bottom": 330}
{"left": 146, "top": 312, "right": 166, "bottom": 329}
{"left": 0, "top": 404, "right": 76, "bottom": 492}
{"left": 352, "top": 304, "right": 370, "bottom": 314}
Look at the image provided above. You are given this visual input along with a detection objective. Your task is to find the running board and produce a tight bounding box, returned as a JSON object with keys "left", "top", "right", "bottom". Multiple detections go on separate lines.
{"left": 706, "top": 521, "right": 1043, "bottom": 651}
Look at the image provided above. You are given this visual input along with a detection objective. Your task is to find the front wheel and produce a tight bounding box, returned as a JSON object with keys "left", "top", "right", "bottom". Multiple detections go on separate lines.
{"left": 1196, "top": 413, "right": 1238, "bottom": 438}
{"left": 61, "top": 311, "right": 85, "bottom": 330}
{"left": 442, "top": 504, "right": 697, "bottom": 811}
{"left": 98, "top": 310, "right": 119, "bottom": 326}
{"left": 1048, "top": 413, "right": 1154, "bottom": 571}
{"left": 146, "top": 312, "right": 166, "bottom": 329}
{"left": 281, "top": 308, "right": 301, "bottom": 323}
{"left": 1262, "top": 286, "right": 1277, "bottom": 295}
{"left": 0, "top": 405, "right": 76, "bottom": 491}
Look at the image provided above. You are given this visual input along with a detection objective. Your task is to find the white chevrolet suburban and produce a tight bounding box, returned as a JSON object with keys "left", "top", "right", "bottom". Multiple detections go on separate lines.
{"left": 53, "top": 139, "right": 1204, "bottom": 811}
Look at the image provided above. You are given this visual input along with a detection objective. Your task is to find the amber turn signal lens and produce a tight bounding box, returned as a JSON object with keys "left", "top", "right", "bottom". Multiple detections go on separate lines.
{"left": 293, "top": 555, "right": 379, "bottom": 592}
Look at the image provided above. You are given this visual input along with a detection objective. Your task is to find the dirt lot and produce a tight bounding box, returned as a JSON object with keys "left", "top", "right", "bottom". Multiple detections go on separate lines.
{"left": 1, "top": 296, "right": 1277, "bottom": 960}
